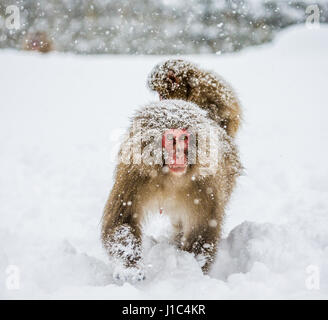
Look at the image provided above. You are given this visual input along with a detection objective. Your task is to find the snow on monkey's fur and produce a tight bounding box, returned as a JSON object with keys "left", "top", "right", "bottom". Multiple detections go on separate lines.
{"left": 147, "top": 59, "right": 242, "bottom": 138}
{"left": 101, "top": 99, "right": 241, "bottom": 276}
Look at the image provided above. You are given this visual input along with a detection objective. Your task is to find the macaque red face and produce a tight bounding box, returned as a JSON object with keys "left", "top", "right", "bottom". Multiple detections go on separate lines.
{"left": 162, "top": 129, "right": 189, "bottom": 175}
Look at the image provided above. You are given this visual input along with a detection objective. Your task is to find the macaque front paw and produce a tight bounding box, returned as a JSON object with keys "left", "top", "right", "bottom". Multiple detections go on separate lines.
{"left": 113, "top": 265, "right": 146, "bottom": 284}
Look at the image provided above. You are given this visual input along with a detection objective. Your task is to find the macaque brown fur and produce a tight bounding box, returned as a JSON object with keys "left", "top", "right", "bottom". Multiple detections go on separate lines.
{"left": 101, "top": 100, "right": 241, "bottom": 275}
{"left": 148, "top": 59, "right": 241, "bottom": 138}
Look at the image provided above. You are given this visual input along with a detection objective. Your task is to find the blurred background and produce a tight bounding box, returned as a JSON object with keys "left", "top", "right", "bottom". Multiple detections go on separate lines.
{"left": 0, "top": 0, "right": 327, "bottom": 55}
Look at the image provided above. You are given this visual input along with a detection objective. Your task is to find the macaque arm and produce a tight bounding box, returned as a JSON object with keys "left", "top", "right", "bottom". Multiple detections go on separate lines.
{"left": 101, "top": 166, "right": 146, "bottom": 268}
{"left": 103, "top": 223, "right": 142, "bottom": 268}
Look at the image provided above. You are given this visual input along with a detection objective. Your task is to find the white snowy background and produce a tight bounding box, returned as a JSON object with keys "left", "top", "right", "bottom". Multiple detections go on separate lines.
{"left": 0, "top": 25, "right": 327, "bottom": 299}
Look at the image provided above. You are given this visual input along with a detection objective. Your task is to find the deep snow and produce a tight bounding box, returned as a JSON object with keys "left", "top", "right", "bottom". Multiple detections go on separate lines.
{"left": 0, "top": 25, "right": 327, "bottom": 299}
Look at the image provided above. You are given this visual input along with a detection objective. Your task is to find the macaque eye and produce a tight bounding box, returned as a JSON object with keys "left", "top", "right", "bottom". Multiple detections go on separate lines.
{"left": 166, "top": 134, "right": 174, "bottom": 140}
{"left": 179, "top": 134, "right": 188, "bottom": 141}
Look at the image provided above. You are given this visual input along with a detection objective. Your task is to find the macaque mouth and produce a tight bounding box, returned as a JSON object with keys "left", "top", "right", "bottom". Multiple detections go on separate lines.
{"left": 168, "top": 149, "right": 188, "bottom": 171}
{"left": 168, "top": 165, "right": 187, "bottom": 175}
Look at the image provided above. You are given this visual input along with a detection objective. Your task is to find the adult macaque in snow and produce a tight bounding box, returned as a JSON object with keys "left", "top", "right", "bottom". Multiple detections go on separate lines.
{"left": 101, "top": 100, "right": 241, "bottom": 280}
{"left": 148, "top": 59, "right": 241, "bottom": 138}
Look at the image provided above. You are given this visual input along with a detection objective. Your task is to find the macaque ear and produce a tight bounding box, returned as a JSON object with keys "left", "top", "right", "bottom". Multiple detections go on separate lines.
{"left": 167, "top": 70, "right": 179, "bottom": 84}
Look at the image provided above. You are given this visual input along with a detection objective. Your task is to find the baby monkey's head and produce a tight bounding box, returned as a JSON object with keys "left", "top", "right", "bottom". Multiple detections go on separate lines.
{"left": 148, "top": 59, "right": 197, "bottom": 100}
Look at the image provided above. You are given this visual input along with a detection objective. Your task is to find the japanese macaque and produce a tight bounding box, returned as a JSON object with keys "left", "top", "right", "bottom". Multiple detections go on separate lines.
{"left": 23, "top": 31, "right": 53, "bottom": 53}
{"left": 147, "top": 59, "right": 241, "bottom": 138}
{"left": 101, "top": 100, "right": 241, "bottom": 279}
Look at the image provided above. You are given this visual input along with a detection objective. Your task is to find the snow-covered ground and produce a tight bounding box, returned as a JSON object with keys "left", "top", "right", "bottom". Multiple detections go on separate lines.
{"left": 0, "top": 26, "right": 327, "bottom": 299}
